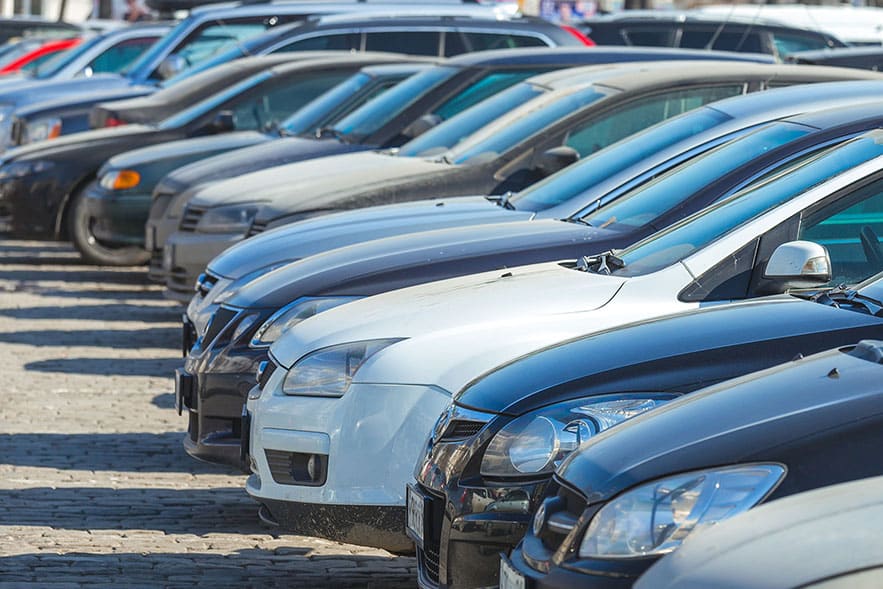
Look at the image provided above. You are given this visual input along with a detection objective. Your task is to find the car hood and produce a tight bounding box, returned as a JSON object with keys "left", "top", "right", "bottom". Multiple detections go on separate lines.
{"left": 187, "top": 150, "right": 450, "bottom": 211}
{"left": 16, "top": 85, "right": 153, "bottom": 119}
{"left": 226, "top": 219, "right": 616, "bottom": 308}
{"left": 455, "top": 296, "right": 883, "bottom": 414}
{"left": 557, "top": 342, "right": 883, "bottom": 504}
{"left": 208, "top": 196, "right": 531, "bottom": 279}
{"left": 104, "top": 131, "right": 270, "bottom": 170}
{"left": 2, "top": 123, "right": 155, "bottom": 161}
{"left": 0, "top": 74, "right": 133, "bottom": 108}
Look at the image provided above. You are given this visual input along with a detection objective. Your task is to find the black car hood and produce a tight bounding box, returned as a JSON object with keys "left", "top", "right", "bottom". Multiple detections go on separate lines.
{"left": 3, "top": 123, "right": 157, "bottom": 161}
{"left": 161, "top": 135, "right": 367, "bottom": 190}
{"left": 225, "top": 218, "right": 609, "bottom": 308}
{"left": 455, "top": 297, "right": 883, "bottom": 414}
{"left": 557, "top": 340, "right": 883, "bottom": 504}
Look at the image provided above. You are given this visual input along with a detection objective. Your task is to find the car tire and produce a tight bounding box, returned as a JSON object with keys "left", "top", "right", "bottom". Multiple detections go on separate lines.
{"left": 69, "top": 189, "right": 150, "bottom": 266}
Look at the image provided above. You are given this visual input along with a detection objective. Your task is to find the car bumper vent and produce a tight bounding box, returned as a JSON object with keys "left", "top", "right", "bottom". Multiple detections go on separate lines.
{"left": 179, "top": 205, "right": 206, "bottom": 232}
{"left": 418, "top": 544, "right": 441, "bottom": 587}
{"left": 439, "top": 419, "right": 485, "bottom": 442}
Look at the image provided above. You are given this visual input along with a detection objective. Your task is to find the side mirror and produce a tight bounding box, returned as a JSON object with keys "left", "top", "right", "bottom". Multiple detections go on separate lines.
{"left": 763, "top": 240, "right": 831, "bottom": 291}
{"left": 158, "top": 54, "right": 187, "bottom": 80}
{"left": 535, "top": 145, "right": 580, "bottom": 177}
{"left": 401, "top": 113, "right": 442, "bottom": 140}
{"left": 206, "top": 110, "right": 236, "bottom": 134}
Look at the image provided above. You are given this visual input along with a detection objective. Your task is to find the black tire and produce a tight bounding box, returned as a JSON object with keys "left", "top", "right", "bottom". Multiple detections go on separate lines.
{"left": 68, "top": 189, "right": 151, "bottom": 266}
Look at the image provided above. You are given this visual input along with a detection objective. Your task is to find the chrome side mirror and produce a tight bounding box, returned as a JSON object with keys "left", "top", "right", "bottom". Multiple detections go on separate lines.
{"left": 158, "top": 54, "right": 187, "bottom": 80}
{"left": 763, "top": 240, "right": 831, "bottom": 290}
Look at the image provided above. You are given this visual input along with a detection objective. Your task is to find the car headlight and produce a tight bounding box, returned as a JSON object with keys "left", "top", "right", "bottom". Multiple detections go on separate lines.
{"left": 282, "top": 338, "right": 404, "bottom": 398}
{"left": 99, "top": 169, "right": 141, "bottom": 191}
{"left": 251, "top": 296, "right": 361, "bottom": 348}
{"left": 480, "top": 395, "right": 675, "bottom": 477}
{"left": 0, "top": 159, "right": 54, "bottom": 180}
{"left": 195, "top": 204, "right": 261, "bottom": 234}
{"left": 578, "top": 463, "right": 786, "bottom": 559}
{"left": 23, "top": 117, "right": 62, "bottom": 144}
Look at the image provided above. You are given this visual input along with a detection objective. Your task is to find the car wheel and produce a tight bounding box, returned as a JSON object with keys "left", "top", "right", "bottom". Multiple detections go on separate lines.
{"left": 69, "top": 189, "right": 150, "bottom": 266}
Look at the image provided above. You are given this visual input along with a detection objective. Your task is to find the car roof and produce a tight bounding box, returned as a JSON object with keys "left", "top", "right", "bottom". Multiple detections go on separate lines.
{"left": 267, "top": 52, "right": 436, "bottom": 76}
{"left": 445, "top": 46, "right": 774, "bottom": 67}
{"left": 187, "top": 1, "right": 511, "bottom": 18}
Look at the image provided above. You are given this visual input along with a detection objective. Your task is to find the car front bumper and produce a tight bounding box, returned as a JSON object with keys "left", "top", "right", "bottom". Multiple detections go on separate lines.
{"left": 245, "top": 378, "right": 451, "bottom": 550}
{"left": 82, "top": 183, "right": 152, "bottom": 246}
{"left": 0, "top": 173, "right": 67, "bottom": 238}
{"left": 162, "top": 230, "right": 242, "bottom": 301}
{"left": 505, "top": 544, "right": 638, "bottom": 589}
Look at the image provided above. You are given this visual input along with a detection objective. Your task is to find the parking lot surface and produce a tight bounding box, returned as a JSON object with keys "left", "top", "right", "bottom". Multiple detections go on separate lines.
{"left": 0, "top": 240, "right": 417, "bottom": 588}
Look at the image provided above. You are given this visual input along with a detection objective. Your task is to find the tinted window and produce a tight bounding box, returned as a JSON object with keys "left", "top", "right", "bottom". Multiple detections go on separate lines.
{"left": 86, "top": 37, "right": 159, "bottom": 75}
{"left": 563, "top": 85, "right": 744, "bottom": 157}
{"left": 680, "top": 28, "right": 765, "bottom": 53}
{"left": 159, "top": 71, "right": 273, "bottom": 129}
{"left": 279, "top": 33, "right": 360, "bottom": 51}
{"left": 444, "top": 31, "right": 546, "bottom": 56}
{"left": 365, "top": 31, "right": 439, "bottom": 55}
{"left": 800, "top": 177, "right": 883, "bottom": 284}
{"left": 281, "top": 71, "right": 375, "bottom": 136}
{"left": 623, "top": 28, "right": 674, "bottom": 46}
{"left": 32, "top": 34, "right": 104, "bottom": 78}
{"left": 434, "top": 70, "right": 542, "bottom": 120}
{"left": 611, "top": 134, "right": 883, "bottom": 277}
{"left": 19, "top": 49, "right": 65, "bottom": 72}
{"left": 176, "top": 23, "right": 267, "bottom": 67}
{"left": 584, "top": 122, "right": 812, "bottom": 230}
{"left": 773, "top": 32, "right": 831, "bottom": 56}
{"left": 399, "top": 81, "right": 545, "bottom": 157}
{"left": 510, "top": 107, "right": 731, "bottom": 211}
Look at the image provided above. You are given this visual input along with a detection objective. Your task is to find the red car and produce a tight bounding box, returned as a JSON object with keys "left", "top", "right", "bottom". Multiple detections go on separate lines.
{"left": 0, "top": 37, "right": 81, "bottom": 74}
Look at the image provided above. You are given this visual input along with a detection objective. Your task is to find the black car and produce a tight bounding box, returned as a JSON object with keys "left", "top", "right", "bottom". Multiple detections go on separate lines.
{"left": 0, "top": 54, "right": 391, "bottom": 259}
{"left": 579, "top": 12, "right": 845, "bottom": 57}
{"left": 79, "top": 58, "right": 430, "bottom": 265}
{"left": 634, "top": 475, "right": 883, "bottom": 589}
{"left": 506, "top": 330, "right": 883, "bottom": 588}
{"left": 145, "top": 45, "right": 774, "bottom": 285}
{"left": 176, "top": 99, "right": 883, "bottom": 469}
{"left": 409, "top": 274, "right": 883, "bottom": 589}
{"left": 787, "top": 46, "right": 883, "bottom": 71}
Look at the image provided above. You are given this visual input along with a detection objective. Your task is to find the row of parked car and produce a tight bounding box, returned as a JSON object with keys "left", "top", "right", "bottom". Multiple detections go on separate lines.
{"left": 3, "top": 3, "right": 883, "bottom": 588}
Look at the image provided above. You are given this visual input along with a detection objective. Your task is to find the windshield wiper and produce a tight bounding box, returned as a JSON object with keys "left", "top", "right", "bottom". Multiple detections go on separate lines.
{"left": 486, "top": 191, "right": 516, "bottom": 210}
{"left": 566, "top": 216, "right": 592, "bottom": 227}
{"left": 575, "top": 250, "right": 624, "bottom": 275}
{"left": 811, "top": 285, "right": 883, "bottom": 316}
{"left": 315, "top": 126, "right": 350, "bottom": 143}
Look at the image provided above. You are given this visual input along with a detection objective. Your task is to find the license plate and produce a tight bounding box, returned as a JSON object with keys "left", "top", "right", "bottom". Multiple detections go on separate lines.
{"left": 162, "top": 244, "right": 174, "bottom": 271}
{"left": 406, "top": 485, "right": 424, "bottom": 546}
{"left": 500, "top": 556, "right": 526, "bottom": 589}
{"left": 174, "top": 368, "right": 193, "bottom": 416}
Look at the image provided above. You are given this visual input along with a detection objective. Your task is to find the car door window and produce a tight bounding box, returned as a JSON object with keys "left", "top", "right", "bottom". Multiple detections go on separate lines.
{"left": 680, "top": 28, "right": 765, "bottom": 53}
{"left": 773, "top": 32, "right": 831, "bottom": 56}
{"left": 800, "top": 177, "right": 883, "bottom": 285}
{"left": 622, "top": 27, "right": 675, "bottom": 46}
{"left": 563, "top": 85, "right": 744, "bottom": 158}
{"left": 444, "top": 31, "right": 547, "bottom": 56}
{"left": 434, "top": 70, "right": 544, "bottom": 120}
{"left": 279, "top": 33, "right": 361, "bottom": 52}
{"left": 365, "top": 31, "right": 440, "bottom": 55}
{"left": 85, "top": 37, "right": 160, "bottom": 75}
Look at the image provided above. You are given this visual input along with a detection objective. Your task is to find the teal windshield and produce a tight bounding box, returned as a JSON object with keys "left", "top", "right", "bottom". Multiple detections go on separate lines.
{"left": 33, "top": 35, "right": 104, "bottom": 78}
{"left": 510, "top": 107, "right": 732, "bottom": 212}
{"left": 611, "top": 133, "right": 883, "bottom": 277}
{"left": 449, "top": 85, "right": 607, "bottom": 165}
{"left": 281, "top": 71, "right": 374, "bottom": 136}
{"left": 158, "top": 71, "right": 271, "bottom": 129}
{"left": 584, "top": 121, "right": 815, "bottom": 230}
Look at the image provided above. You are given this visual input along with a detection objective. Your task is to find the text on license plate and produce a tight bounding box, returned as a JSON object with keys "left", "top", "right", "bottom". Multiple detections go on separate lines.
{"left": 500, "top": 557, "right": 526, "bottom": 589}
{"left": 407, "top": 486, "right": 424, "bottom": 544}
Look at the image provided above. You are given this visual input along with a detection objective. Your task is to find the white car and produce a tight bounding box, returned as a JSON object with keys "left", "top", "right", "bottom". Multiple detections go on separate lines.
{"left": 245, "top": 131, "right": 883, "bottom": 551}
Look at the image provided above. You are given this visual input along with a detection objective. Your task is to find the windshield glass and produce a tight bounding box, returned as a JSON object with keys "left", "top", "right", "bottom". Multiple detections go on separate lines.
{"left": 398, "top": 81, "right": 546, "bottom": 157}
{"left": 158, "top": 70, "right": 270, "bottom": 129}
{"left": 511, "top": 107, "right": 732, "bottom": 212}
{"left": 448, "top": 85, "right": 607, "bottom": 165}
{"left": 857, "top": 271, "right": 883, "bottom": 302}
{"left": 611, "top": 133, "right": 883, "bottom": 277}
{"left": 123, "top": 15, "right": 197, "bottom": 77}
{"left": 331, "top": 66, "right": 458, "bottom": 141}
{"left": 584, "top": 122, "right": 814, "bottom": 230}
{"left": 282, "top": 71, "right": 374, "bottom": 135}
{"left": 33, "top": 35, "right": 103, "bottom": 78}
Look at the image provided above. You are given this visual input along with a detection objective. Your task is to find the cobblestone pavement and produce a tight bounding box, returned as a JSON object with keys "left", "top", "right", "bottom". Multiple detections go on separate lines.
{"left": 0, "top": 241, "right": 417, "bottom": 588}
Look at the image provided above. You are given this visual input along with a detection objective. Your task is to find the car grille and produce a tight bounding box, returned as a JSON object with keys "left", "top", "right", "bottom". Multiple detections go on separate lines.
{"left": 419, "top": 544, "right": 441, "bottom": 586}
{"left": 179, "top": 205, "right": 206, "bottom": 232}
{"left": 416, "top": 486, "right": 446, "bottom": 588}
{"left": 201, "top": 306, "right": 238, "bottom": 348}
{"left": 438, "top": 419, "right": 485, "bottom": 442}
{"left": 246, "top": 220, "right": 268, "bottom": 237}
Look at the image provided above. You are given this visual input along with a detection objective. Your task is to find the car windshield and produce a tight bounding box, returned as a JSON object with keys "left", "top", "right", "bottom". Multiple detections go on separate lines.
{"left": 609, "top": 133, "right": 883, "bottom": 277}
{"left": 158, "top": 70, "right": 271, "bottom": 129}
{"left": 122, "top": 15, "right": 198, "bottom": 77}
{"left": 398, "top": 80, "right": 546, "bottom": 157}
{"left": 856, "top": 271, "right": 883, "bottom": 303}
{"left": 331, "top": 65, "right": 458, "bottom": 141}
{"left": 582, "top": 121, "right": 815, "bottom": 230}
{"left": 510, "top": 107, "right": 732, "bottom": 212}
{"left": 32, "top": 34, "right": 103, "bottom": 78}
{"left": 281, "top": 68, "right": 424, "bottom": 136}
{"left": 446, "top": 85, "right": 607, "bottom": 165}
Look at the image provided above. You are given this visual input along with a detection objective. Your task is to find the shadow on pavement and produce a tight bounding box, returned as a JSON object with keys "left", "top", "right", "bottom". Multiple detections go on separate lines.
{"left": 0, "top": 327, "right": 180, "bottom": 349}
{"left": 0, "top": 303, "right": 180, "bottom": 323}
{"left": 0, "top": 432, "right": 232, "bottom": 474}
{"left": 25, "top": 356, "right": 181, "bottom": 377}
{"left": 0, "top": 550, "right": 416, "bottom": 588}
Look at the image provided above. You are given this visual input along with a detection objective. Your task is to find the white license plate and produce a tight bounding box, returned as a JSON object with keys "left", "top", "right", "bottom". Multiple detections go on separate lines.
{"left": 500, "top": 556, "right": 526, "bottom": 589}
{"left": 406, "top": 485, "right": 424, "bottom": 545}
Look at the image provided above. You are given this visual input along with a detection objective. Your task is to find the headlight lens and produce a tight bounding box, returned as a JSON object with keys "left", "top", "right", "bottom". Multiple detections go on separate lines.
{"left": 99, "top": 169, "right": 141, "bottom": 191}
{"left": 250, "top": 296, "right": 361, "bottom": 348}
{"left": 0, "top": 159, "right": 54, "bottom": 180}
{"left": 480, "top": 395, "right": 675, "bottom": 477}
{"left": 578, "top": 464, "right": 786, "bottom": 559}
{"left": 24, "top": 116, "right": 62, "bottom": 144}
{"left": 282, "top": 338, "right": 404, "bottom": 398}
{"left": 195, "top": 204, "right": 261, "bottom": 234}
